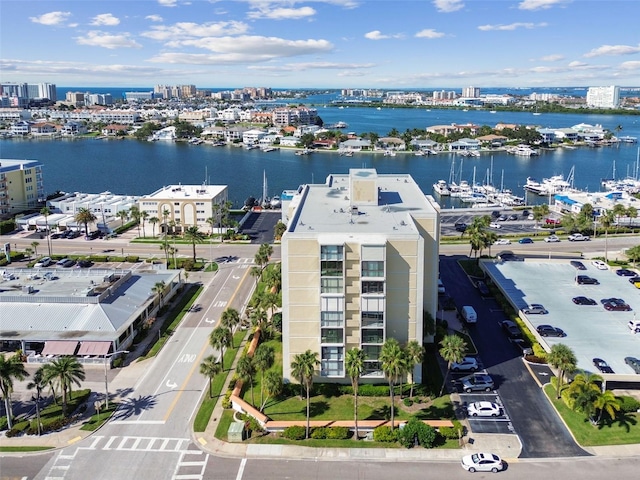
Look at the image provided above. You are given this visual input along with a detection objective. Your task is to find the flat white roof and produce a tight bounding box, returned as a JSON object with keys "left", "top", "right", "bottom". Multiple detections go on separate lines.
{"left": 143, "top": 184, "right": 226, "bottom": 200}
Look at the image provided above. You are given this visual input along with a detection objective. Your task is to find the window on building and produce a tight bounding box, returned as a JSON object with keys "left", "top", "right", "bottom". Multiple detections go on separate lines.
{"left": 362, "top": 280, "right": 384, "bottom": 294}
{"left": 321, "top": 328, "right": 343, "bottom": 344}
{"left": 362, "top": 261, "right": 384, "bottom": 277}
{"left": 361, "top": 329, "right": 384, "bottom": 344}
{"left": 321, "top": 245, "right": 343, "bottom": 261}
{"left": 361, "top": 312, "right": 384, "bottom": 328}
{"left": 321, "top": 346, "right": 344, "bottom": 377}
{"left": 321, "top": 277, "right": 343, "bottom": 294}
{"left": 321, "top": 311, "right": 343, "bottom": 327}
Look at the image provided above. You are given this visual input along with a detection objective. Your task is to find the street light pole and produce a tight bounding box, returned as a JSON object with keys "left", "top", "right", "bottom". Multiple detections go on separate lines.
{"left": 104, "top": 350, "right": 129, "bottom": 410}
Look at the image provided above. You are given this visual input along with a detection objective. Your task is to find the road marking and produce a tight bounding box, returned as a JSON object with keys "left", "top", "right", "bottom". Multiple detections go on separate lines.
{"left": 67, "top": 436, "right": 82, "bottom": 444}
{"left": 204, "top": 317, "right": 215, "bottom": 324}
{"left": 110, "top": 420, "right": 165, "bottom": 425}
{"left": 538, "top": 372, "right": 549, "bottom": 376}
{"left": 163, "top": 266, "right": 252, "bottom": 423}
{"left": 236, "top": 458, "right": 247, "bottom": 480}
{"left": 166, "top": 380, "right": 178, "bottom": 389}
{"left": 197, "top": 437, "right": 207, "bottom": 445}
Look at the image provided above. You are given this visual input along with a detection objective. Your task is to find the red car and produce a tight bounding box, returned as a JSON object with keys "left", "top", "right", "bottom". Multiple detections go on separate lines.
{"left": 545, "top": 218, "right": 561, "bottom": 225}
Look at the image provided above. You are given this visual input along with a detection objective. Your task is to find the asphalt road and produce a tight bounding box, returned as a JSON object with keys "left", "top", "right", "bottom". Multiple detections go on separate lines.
{"left": 439, "top": 255, "right": 589, "bottom": 458}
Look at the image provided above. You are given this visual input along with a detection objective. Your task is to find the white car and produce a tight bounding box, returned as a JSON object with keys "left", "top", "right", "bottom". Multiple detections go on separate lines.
{"left": 34, "top": 256, "right": 52, "bottom": 268}
{"left": 592, "top": 260, "right": 608, "bottom": 270}
{"left": 467, "top": 401, "right": 501, "bottom": 417}
{"left": 527, "top": 214, "right": 534, "bottom": 220}
{"left": 489, "top": 222, "right": 501, "bottom": 229}
{"left": 461, "top": 453, "right": 504, "bottom": 473}
{"left": 544, "top": 235, "right": 560, "bottom": 243}
{"left": 494, "top": 238, "right": 511, "bottom": 245}
{"left": 451, "top": 356, "right": 479, "bottom": 372}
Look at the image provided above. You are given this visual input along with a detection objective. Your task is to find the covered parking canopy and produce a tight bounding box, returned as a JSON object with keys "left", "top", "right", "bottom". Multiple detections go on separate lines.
{"left": 41, "top": 340, "right": 79, "bottom": 356}
{"left": 77, "top": 341, "right": 112, "bottom": 356}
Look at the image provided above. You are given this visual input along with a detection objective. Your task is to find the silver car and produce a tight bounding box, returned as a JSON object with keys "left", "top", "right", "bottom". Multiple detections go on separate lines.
{"left": 522, "top": 303, "right": 548, "bottom": 314}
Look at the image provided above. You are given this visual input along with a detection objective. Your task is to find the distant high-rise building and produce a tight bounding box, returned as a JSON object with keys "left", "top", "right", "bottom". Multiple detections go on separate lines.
{"left": 586, "top": 86, "right": 620, "bottom": 108}
{"left": 0, "top": 159, "right": 45, "bottom": 217}
{"left": 0, "top": 82, "right": 56, "bottom": 102}
{"left": 462, "top": 86, "right": 480, "bottom": 98}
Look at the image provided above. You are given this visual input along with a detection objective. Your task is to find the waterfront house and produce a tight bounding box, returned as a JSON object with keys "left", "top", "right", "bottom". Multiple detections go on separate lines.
{"left": 378, "top": 137, "right": 405, "bottom": 151}
{"left": 10, "top": 121, "right": 31, "bottom": 136}
{"left": 476, "top": 134, "right": 507, "bottom": 148}
{"left": 338, "top": 138, "right": 372, "bottom": 152}
{"left": 411, "top": 138, "right": 440, "bottom": 152}
{"left": 0, "top": 159, "right": 44, "bottom": 218}
{"left": 102, "top": 124, "right": 129, "bottom": 136}
{"left": 30, "top": 122, "right": 58, "bottom": 136}
{"left": 449, "top": 138, "right": 480, "bottom": 152}
{"left": 242, "top": 128, "right": 267, "bottom": 146}
{"left": 536, "top": 128, "right": 556, "bottom": 144}
{"left": 553, "top": 128, "right": 579, "bottom": 142}
{"left": 61, "top": 121, "right": 88, "bottom": 136}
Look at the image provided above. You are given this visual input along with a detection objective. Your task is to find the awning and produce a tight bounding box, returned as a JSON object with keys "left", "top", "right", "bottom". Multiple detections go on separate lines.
{"left": 41, "top": 341, "right": 79, "bottom": 356}
{"left": 77, "top": 341, "right": 112, "bottom": 356}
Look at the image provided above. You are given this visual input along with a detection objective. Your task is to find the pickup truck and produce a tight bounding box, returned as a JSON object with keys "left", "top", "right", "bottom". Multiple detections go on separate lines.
{"left": 568, "top": 233, "right": 590, "bottom": 242}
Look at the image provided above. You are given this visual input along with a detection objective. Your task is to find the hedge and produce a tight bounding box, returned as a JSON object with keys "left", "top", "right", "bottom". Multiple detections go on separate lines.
{"left": 282, "top": 425, "right": 306, "bottom": 440}
{"left": 617, "top": 395, "right": 640, "bottom": 413}
{"left": 310, "top": 426, "right": 350, "bottom": 440}
{"left": 373, "top": 425, "right": 397, "bottom": 443}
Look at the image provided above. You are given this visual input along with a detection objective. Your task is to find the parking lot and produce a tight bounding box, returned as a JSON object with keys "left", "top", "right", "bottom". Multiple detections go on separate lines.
{"left": 459, "top": 392, "right": 515, "bottom": 435}
{"left": 483, "top": 258, "right": 640, "bottom": 377}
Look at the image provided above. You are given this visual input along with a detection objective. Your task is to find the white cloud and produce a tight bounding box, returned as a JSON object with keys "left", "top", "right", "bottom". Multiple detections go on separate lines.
{"left": 146, "top": 15, "right": 164, "bottom": 22}
{"left": 75, "top": 31, "right": 142, "bottom": 49}
{"left": 519, "top": 0, "right": 571, "bottom": 10}
{"left": 141, "top": 21, "right": 249, "bottom": 41}
{"left": 415, "top": 29, "right": 445, "bottom": 39}
{"left": 249, "top": 61, "right": 375, "bottom": 72}
{"left": 149, "top": 36, "right": 333, "bottom": 63}
{"left": 620, "top": 61, "right": 640, "bottom": 70}
{"left": 478, "top": 22, "right": 547, "bottom": 31}
{"left": 90, "top": 14, "right": 120, "bottom": 26}
{"left": 540, "top": 54, "right": 564, "bottom": 62}
{"left": 433, "top": 0, "right": 464, "bottom": 13}
{"left": 584, "top": 44, "right": 640, "bottom": 58}
{"left": 29, "top": 11, "right": 71, "bottom": 26}
{"left": 247, "top": 6, "right": 316, "bottom": 20}
{"left": 364, "top": 30, "right": 403, "bottom": 40}
{"left": 158, "top": 0, "right": 178, "bottom": 7}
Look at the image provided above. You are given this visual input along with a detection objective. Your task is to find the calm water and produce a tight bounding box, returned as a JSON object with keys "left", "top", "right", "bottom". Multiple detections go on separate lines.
{"left": 2, "top": 108, "right": 639, "bottom": 208}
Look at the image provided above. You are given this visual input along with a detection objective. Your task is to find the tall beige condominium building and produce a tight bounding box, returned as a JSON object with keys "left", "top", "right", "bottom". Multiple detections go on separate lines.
{"left": 0, "top": 159, "right": 45, "bottom": 218}
{"left": 281, "top": 169, "right": 440, "bottom": 384}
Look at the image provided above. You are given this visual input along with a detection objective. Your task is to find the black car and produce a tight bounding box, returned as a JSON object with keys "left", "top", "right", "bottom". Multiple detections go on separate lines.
{"left": 50, "top": 232, "right": 63, "bottom": 239}
{"left": 570, "top": 260, "right": 587, "bottom": 270}
{"left": 602, "top": 298, "right": 632, "bottom": 311}
{"left": 498, "top": 251, "right": 522, "bottom": 262}
{"left": 67, "top": 230, "right": 81, "bottom": 239}
{"left": 624, "top": 357, "right": 640, "bottom": 374}
{"left": 512, "top": 339, "right": 533, "bottom": 356}
{"left": 76, "top": 259, "right": 93, "bottom": 268}
{"left": 616, "top": 269, "right": 637, "bottom": 277}
{"left": 576, "top": 275, "right": 599, "bottom": 285}
{"left": 476, "top": 280, "right": 490, "bottom": 296}
{"left": 537, "top": 324, "right": 566, "bottom": 337}
{"left": 501, "top": 320, "right": 522, "bottom": 339}
{"left": 593, "top": 358, "right": 615, "bottom": 374}
{"left": 629, "top": 276, "right": 640, "bottom": 284}
{"left": 508, "top": 214, "right": 519, "bottom": 221}
{"left": 572, "top": 296, "right": 597, "bottom": 305}
{"left": 491, "top": 210, "right": 501, "bottom": 218}
{"left": 522, "top": 210, "right": 530, "bottom": 217}
{"left": 454, "top": 222, "right": 468, "bottom": 232}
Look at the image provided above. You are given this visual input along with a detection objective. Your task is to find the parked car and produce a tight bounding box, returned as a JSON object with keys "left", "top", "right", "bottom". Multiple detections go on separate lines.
{"left": 476, "top": 280, "right": 490, "bottom": 296}
{"left": 467, "top": 401, "right": 501, "bottom": 418}
{"left": 512, "top": 338, "right": 533, "bottom": 356}
{"left": 544, "top": 235, "right": 560, "bottom": 243}
{"left": 545, "top": 218, "right": 561, "bottom": 225}
{"left": 568, "top": 233, "right": 590, "bottom": 241}
{"left": 527, "top": 214, "right": 534, "bottom": 220}
{"left": 522, "top": 303, "right": 548, "bottom": 314}
{"left": 572, "top": 296, "right": 597, "bottom": 305}
{"left": 451, "top": 357, "right": 479, "bottom": 372}
{"left": 438, "top": 279, "right": 446, "bottom": 295}
{"left": 624, "top": 356, "right": 640, "bottom": 374}
{"left": 508, "top": 214, "right": 519, "bottom": 221}
{"left": 518, "top": 237, "right": 533, "bottom": 244}
{"left": 461, "top": 453, "right": 504, "bottom": 473}
{"left": 61, "top": 259, "right": 76, "bottom": 268}
{"left": 491, "top": 210, "right": 501, "bottom": 218}
{"left": 576, "top": 275, "right": 599, "bottom": 285}
{"left": 497, "top": 251, "right": 522, "bottom": 261}
{"left": 461, "top": 373, "right": 494, "bottom": 393}
{"left": 521, "top": 210, "right": 530, "bottom": 217}
{"left": 66, "top": 230, "right": 81, "bottom": 239}
{"left": 497, "top": 215, "right": 508, "bottom": 222}
{"left": 85, "top": 230, "right": 101, "bottom": 240}
{"left": 455, "top": 222, "right": 468, "bottom": 232}
{"left": 489, "top": 222, "right": 501, "bottom": 229}
{"left": 76, "top": 259, "right": 93, "bottom": 268}
{"left": 602, "top": 298, "right": 632, "bottom": 311}
{"left": 50, "top": 232, "right": 63, "bottom": 239}
{"left": 592, "top": 260, "right": 608, "bottom": 270}
{"left": 616, "top": 269, "right": 636, "bottom": 277}
{"left": 500, "top": 320, "right": 522, "bottom": 339}
{"left": 494, "top": 238, "right": 511, "bottom": 245}
{"left": 593, "top": 358, "right": 615, "bottom": 374}
{"left": 628, "top": 276, "right": 640, "bottom": 284}
{"left": 34, "top": 256, "right": 52, "bottom": 268}
{"left": 570, "top": 260, "right": 587, "bottom": 270}
{"left": 537, "top": 324, "right": 566, "bottom": 337}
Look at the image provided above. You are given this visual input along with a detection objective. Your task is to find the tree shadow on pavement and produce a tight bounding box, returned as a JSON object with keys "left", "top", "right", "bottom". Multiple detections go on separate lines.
{"left": 112, "top": 395, "right": 158, "bottom": 420}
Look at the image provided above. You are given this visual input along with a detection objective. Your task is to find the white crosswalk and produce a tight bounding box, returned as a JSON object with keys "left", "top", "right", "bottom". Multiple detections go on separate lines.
{"left": 81, "top": 435, "right": 192, "bottom": 452}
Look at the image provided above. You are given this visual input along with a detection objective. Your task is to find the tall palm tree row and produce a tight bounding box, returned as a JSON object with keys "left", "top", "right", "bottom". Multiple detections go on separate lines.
{"left": 253, "top": 344, "right": 275, "bottom": 411}
{"left": 345, "top": 347, "right": 366, "bottom": 440}
{"left": 183, "top": 225, "right": 206, "bottom": 262}
{"left": 378, "top": 338, "right": 406, "bottom": 430}
{"left": 220, "top": 308, "right": 241, "bottom": 347}
{"left": 547, "top": 343, "right": 577, "bottom": 399}
{"left": 209, "top": 326, "right": 232, "bottom": 371}
{"left": 0, "top": 353, "right": 29, "bottom": 429}
{"left": 41, "top": 356, "right": 86, "bottom": 417}
{"left": 290, "top": 350, "right": 319, "bottom": 439}
{"left": 27, "top": 366, "right": 49, "bottom": 435}
{"left": 199, "top": 355, "right": 222, "bottom": 398}
{"left": 438, "top": 334, "right": 467, "bottom": 396}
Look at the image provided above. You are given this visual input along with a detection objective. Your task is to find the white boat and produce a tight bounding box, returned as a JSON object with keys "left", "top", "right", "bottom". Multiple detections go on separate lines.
{"left": 269, "top": 196, "right": 282, "bottom": 209}
{"left": 338, "top": 150, "right": 353, "bottom": 157}
{"left": 510, "top": 144, "right": 539, "bottom": 156}
{"left": 261, "top": 146, "right": 278, "bottom": 152}
{"left": 490, "top": 110, "right": 497, "bottom": 114}
{"left": 244, "top": 143, "right": 259, "bottom": 150}
{"left": 383, "top": 150, "right": 396, "bottom": 157}
{"left": 326, "top": 121, "right": 348, "bottom": 129}
{"left": 525, "top": 168, "right": 576, "bottom": 196}
{"left": 295, "top": 148, "right": 311, "bottom": 156}
{"left": 432, "top": 179, "right": 451, "bottom": 196}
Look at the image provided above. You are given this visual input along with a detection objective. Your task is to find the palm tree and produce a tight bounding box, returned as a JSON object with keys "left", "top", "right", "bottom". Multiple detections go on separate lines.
{"left": 117, "top": 210, "right": 129, "bottom": 227}
{"left": 149, "top": 216, "right": 159, "bottom": 237}
{"left": 594, "top": 390, "right": 621, "bottom": 424}
{"left": 547, "top": 343, "right": 577, "bottom": 399}
{"left": 404, "top": 340, "right": 425, "bottom": 399}
{"left": 162, "top": 208, "right": 171, "bottom": 234}
{"left": 255, "top": 243, "right": 273, "bottom": 273}
{"left": 220, "top": 308, "right": 241, "bottom": 347}
{"left": 345, "top": 347, "right": 366, "bottom": 440}
{"left": 25, "top": 247, "right": 33, "bottom": 260}
{"left": 0, "top": 353, "right": 29, "bottom": 429}
{"left": 567, "top": 372, "right": 603, "bottom": 421}
{"left": 75, "top": 207, "right": 97, "bottom": 237}
{"left": 152, "top": 281, "right": 166, "bottom": 308}
{"left": 263, "top": 263, "right": 282, "bottom": 292}
{"left": 30, "top": 240, "right": 40, "bottom": 257}
{"left": 42, "top": 356, "right": 85, "bottom": 417}
{"left": 253, "top": 344, "right": 275, "bottom": 411}
{"left": 27, "top": 366, "right": 49, "bottom": 435}
{"left": 209, "top": 326, "right": 232, "bottom": 371}
{"left": 290, "top": 350, "right": 319, "bottom": 439}
{"left": 140, "top": 210, "right": 149, "bottom": 237}
{"left": 599, "top": 211, "right": 616, "bottom": 262}
{"left": 250, "top": 307, "right": 270, "bottom": 337}
{"left": 379, "top": 338, "right": 406, "bottom": 429}
{"left": 261, "top": 370, "right": 283, "bottom": 412}
{"left": 129, "top": 205, "right": 142, "bottom": 238}
{"left": 439, "top": 334, "right": 467, "bottom": 396}
{"left": 40, "top": 206, "right": 52, "bottom": 256}
{"left": 236, "top": 356, "right": 256, "bottom": 407}
{"left": 183, "top": 225, "right": 205, "bottom": 262}
{"left": 206, "top": 216, "right": 216, "bottom": 235}
{"left": 250, "top": 265, "right": 262, "bottom": 286}
{"left": 199, "top": 355, "right": 222, "bottom": 398}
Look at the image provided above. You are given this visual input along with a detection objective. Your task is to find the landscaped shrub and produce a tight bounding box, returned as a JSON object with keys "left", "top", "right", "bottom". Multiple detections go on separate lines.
{"left": 342, "top": 384, "right": 389, "bottom": 397}
{"left": 282, "top": 425, "right": 306, "bottom": 440}
{"left": 617, "top": 395, "right": 640, "bottom": 413}
{"left": 124, "top": 255, "right": 140, "bottom": 263}
{"left": 398, "top": 417, "right": 438, "bottom": 448}
{"left": 373, "top": 425, "right": 397, "bottom": 443}
{"left": 310, "top": 427, "right": 328, "bottom": 439}
{"left": 439, "top": 420, "right": 464, "bottom": 440}
{"left": 326, "top": 426, "right": 350, "bottom": 439}
{"left": 403, "top": 397, "right": 414, "bottom": 407}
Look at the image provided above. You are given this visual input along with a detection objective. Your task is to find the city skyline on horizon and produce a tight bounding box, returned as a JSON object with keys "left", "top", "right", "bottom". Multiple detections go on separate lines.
{"left": 1, "top": 1, "right": 639, "bottom": 89}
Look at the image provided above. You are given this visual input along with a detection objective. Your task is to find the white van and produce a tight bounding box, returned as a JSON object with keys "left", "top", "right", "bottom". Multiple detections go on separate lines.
{"left": 628, "top": 320, "right": 640, "bottom": 333}
{"left": 461, "top": 306, "right": 477, "bottom": 324}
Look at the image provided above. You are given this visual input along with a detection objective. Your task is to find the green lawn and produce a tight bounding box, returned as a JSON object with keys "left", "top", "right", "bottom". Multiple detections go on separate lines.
{"left": 544, "top": 384, "right": 640, "bottom": 446}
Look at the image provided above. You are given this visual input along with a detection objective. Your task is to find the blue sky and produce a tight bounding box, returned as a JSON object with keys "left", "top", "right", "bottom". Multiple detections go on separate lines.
{"left": 1, "top": 0, "right": 639, "bottom": 89}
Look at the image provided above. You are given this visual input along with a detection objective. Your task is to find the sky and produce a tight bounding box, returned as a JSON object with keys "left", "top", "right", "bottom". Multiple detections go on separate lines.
{"left": 1, "top": 0, "right": 639, "bottom": 89}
